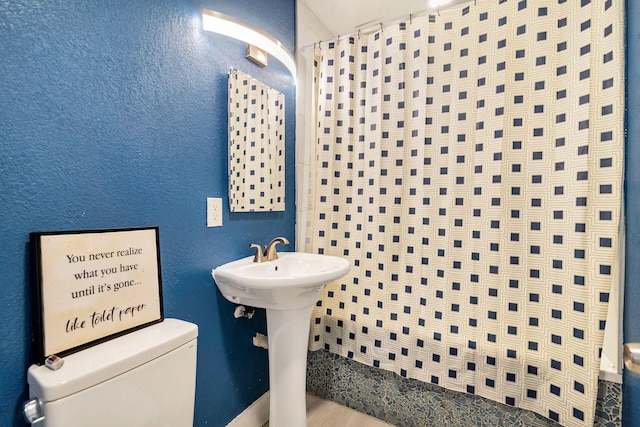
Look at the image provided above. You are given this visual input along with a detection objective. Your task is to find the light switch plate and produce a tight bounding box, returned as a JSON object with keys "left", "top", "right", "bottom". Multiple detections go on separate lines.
{"left": 207, "top": 198, "right": 223, "bottom": 227}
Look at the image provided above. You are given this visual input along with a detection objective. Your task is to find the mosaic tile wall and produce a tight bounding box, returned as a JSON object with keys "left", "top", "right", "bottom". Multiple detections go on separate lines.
{"left": 306, "top": 349, "right": 622, "bottom": 427}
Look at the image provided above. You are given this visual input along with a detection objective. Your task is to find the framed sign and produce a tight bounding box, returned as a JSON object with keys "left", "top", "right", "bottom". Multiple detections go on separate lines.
{"left": 30, "top": 226, "right": 164, "bottom": 362}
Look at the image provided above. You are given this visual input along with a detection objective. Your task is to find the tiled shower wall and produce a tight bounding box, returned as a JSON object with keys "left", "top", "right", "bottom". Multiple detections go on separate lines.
{"left": 306, "top": 349, "right": 622, "bottom": 427}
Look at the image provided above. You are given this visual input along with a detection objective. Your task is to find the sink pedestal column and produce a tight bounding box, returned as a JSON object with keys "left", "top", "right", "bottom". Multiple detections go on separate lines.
{"left": 266, "top": 305, "right": 314, "bottom": 427}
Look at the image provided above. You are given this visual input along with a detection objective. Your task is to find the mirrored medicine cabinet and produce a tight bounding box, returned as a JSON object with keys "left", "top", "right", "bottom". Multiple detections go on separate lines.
{"left": 228, "top": 68, "right": 285, "bottom": 212}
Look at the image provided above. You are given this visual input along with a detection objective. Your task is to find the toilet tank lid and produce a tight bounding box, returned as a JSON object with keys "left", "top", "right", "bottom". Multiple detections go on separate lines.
{"left": 27, "top": 318, "right": 198, "bottom": 402}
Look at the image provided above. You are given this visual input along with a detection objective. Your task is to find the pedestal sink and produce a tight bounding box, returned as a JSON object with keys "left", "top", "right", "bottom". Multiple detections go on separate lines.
{"left": 212, "top": 251, "right": 350, "bottom": 427}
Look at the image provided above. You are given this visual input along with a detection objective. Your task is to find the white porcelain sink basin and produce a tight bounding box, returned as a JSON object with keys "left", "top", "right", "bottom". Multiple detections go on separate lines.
{"left": 212, "top": 252, "right": 350, "bottom": 310}
{"left": 212, "top": 250, "right": 350, "bottom": 426}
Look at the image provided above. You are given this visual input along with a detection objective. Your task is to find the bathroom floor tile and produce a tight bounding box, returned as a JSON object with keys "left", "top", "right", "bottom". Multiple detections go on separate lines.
{"left": 262, "top": 393, "right": 395, "bottom": 427}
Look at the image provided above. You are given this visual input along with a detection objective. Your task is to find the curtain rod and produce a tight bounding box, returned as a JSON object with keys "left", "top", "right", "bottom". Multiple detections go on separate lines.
{"left": 300, "top": 0, "right": 478, "bottom": 51}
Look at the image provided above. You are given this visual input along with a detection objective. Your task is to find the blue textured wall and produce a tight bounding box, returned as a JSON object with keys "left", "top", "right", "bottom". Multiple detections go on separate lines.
{"left": 0, "top": 1, "right": 295, "bottom": 425}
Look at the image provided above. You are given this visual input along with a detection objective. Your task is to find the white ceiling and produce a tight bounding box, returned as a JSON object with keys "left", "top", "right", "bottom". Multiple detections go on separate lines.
{"left": 300, "top": 0, "right": 474, "bottom": 37}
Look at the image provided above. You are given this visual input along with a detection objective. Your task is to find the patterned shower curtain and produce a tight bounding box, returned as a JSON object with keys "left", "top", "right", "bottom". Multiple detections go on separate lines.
{"left": 305, "top": 1, "right": 624, "bottom": 426}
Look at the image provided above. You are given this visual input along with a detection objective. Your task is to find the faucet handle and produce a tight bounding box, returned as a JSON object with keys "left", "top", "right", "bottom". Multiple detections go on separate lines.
{"left": 249, "top": 243, "right": 265, "bottom": 263}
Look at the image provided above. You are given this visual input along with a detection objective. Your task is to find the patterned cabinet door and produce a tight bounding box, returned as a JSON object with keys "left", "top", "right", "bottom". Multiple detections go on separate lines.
{"left": 228, "top": 68, "right": 285, "bottom": 212}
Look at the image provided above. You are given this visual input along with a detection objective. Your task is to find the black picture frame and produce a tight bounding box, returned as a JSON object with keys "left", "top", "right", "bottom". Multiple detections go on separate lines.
{"left": 30, "top": 226, "right": 164, "bottom": 363}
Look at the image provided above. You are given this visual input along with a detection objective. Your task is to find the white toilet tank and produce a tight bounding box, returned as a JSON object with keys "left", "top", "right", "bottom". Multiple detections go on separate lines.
{"left": 25, "top": 318, "right": 198, "bottom": 427}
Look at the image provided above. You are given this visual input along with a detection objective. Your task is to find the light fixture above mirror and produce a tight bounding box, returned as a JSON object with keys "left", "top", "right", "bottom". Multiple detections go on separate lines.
{"left": 202, "top": 9, "right": 296, "bottom": 78}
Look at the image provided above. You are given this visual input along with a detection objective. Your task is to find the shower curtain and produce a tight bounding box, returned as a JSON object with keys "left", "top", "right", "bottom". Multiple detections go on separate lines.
{"left": 303, "top": 1, "right": 624, "bottom": 426}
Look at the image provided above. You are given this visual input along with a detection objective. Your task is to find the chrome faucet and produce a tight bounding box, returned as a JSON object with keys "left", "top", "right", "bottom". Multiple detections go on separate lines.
{"left": 250, "top": 237, "right": 290, "bottom": 263}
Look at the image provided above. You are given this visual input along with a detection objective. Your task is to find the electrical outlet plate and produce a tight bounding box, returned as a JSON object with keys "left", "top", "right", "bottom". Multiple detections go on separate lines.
{"left": 207, "top": 198, "right": 223, "bottom": 227}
